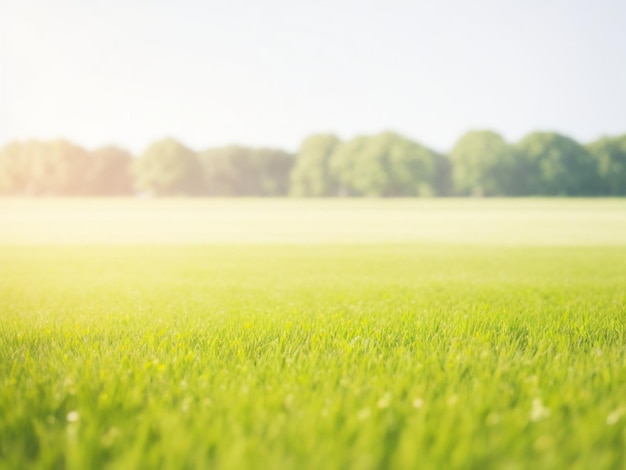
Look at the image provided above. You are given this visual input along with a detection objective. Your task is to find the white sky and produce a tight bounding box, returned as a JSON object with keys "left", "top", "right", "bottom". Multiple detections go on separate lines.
{"left": 1, "top": 0, "right": 625, "bottom": 153}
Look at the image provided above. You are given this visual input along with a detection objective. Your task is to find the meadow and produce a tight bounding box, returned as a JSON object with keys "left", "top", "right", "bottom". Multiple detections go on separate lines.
{"left": 1, "top": 199, "right": 626, "bottom": 469}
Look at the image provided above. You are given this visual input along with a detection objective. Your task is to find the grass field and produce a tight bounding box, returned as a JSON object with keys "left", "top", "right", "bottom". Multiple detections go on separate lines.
{"left": 1, "top": 200, "right": 626, "bottom": 469}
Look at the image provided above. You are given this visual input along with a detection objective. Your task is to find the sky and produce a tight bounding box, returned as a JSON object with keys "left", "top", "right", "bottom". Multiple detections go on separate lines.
{"left": 1, "top": 0, "right": 625, "bottom": 154}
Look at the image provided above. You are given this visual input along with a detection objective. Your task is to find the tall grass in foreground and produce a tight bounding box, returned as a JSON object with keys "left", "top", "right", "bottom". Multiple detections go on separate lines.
{"left": 1, "top": 245, "right": 625, "bottom": 469}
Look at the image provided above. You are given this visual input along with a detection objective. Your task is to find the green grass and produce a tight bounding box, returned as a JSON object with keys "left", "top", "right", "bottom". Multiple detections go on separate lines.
{"left": 1, "top": 200, "right": 626, "bottom": 469}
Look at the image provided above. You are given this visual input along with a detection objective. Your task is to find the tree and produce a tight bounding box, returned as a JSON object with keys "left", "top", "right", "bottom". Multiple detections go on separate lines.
{"left": 329, "top": 132, "right": 443, "bottom": 197}
{"left": 434, "top": 153, "right": 453, "bottom": 197}
{"left": 515, "top": 132, "right": 600, "bottom": 196}
{"left": 0, "top": 141, "right": 28, "bottom": 194}
{"left": 134, "top": 138, "right": 203, "bottom": 196}
{"left": 0, "top": 139, "right": 90, "bottom": 195}
{"left": 450, "top": 130, "right": 516, "bottom": 196}
{"left": 199, "top": 146, "right": 294, "bottom": 196}
{"left": 84, "top": 146, "right": 134, "bottom": 195}
{"left": 586, "top": 135, "right": 626, "bottom": 196}
{"left": 290, "top": 134, "right": 341, "bottom": 197}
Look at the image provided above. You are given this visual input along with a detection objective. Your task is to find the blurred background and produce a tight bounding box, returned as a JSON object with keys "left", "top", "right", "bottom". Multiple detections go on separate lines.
{"left": 0, "top": 0, "right": 625, "bottom": 198}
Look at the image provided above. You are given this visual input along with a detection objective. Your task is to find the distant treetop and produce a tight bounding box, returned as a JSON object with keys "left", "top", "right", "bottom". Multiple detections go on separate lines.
{"left": 1, "top": 129, "right": 625, "bottom": 197}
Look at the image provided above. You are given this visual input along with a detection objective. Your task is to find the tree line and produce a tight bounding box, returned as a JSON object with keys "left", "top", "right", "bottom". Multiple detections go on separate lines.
{"left": 0, "top": 130, "right": 625, "bottom": 197}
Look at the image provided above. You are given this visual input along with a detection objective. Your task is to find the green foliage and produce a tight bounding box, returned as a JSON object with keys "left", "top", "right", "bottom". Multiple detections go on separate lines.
{"left": 0, "top": 140, "right": 90, "bottom": 195}
{"left": 450, "top": 131, "right": 516, "bottom": 196}
{"left": 1, "top": 240, "right": 626, "bottom": 469}
{"left": 330, "top": 132, "right": 442, "bottom": 197}
{"left": 290, "top": 134, "right": 341, "bottom": 197}
{"left": 587, "top": 135, "right": 626, "bottom": 196}
{"left": 84, "top": 146, "right": 134, "bottom": 196}
{"left": 433, "top": 153, "right": 453, "bottom": 197}
{"left": 1, "top": 130, "right": 626, "bottom": 198}
{"left": 199, "top": 146, "right": 294, "bottom": 196}
{"left": 515, "top": 132, "right": 601, "bottom": 196}
{"left": 134, "top": 139, "right": 203, "bottom": 196}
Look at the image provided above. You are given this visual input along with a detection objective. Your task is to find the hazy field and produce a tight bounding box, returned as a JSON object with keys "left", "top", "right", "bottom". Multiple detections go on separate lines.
{"left": 2, "top": 198, "right": 626, "bottom": 245}
{"left": 1, "top": 200, "right": 625, "bottom": 469}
